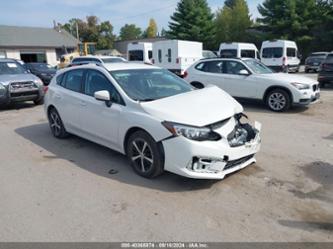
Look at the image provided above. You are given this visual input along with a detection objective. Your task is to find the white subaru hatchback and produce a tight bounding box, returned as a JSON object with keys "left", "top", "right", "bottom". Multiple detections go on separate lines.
{"left": 44, "top": 63, "right": 261, "bottom": 179}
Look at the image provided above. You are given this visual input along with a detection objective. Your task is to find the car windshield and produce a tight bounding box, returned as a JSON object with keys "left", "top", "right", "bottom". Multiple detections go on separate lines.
{"left": 30, "top": 63, "right": 53, "bottom": 70}
{"left": 244, "top": 59, "right": 273, "bottom": 74}
{"left": 0, "top": 62, "right": 27, "bottom": 75}
{"left": 110, "top": 69, "right": 193, "bottom": 101}
{"left": 102, "top": 58, "right": 125, "bottom": 63}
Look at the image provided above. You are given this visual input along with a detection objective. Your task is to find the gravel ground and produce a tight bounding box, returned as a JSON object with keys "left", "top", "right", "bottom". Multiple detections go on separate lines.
{"left": 0, "top": 75, "right": 332, "bottom": 242}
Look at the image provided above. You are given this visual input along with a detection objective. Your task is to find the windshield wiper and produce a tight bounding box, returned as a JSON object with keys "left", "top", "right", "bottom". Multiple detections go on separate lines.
{"left": 139, "top": 98, "right": 157, "bottom": 102}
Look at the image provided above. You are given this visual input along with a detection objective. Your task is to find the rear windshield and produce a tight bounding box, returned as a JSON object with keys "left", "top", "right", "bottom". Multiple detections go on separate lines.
{"left": 220, "top": 49, "right": 237, "bottom": 58}
{"left": 241, "top": 50, "right": 256, "bottom": 58}
{"left": 101, "top": 58, "right": 125, "bottom": 63}
{"left": 0, "top": 62, "right": 27, "bottom": 74}
{"left": 287, "top": 48, "right": 297, "bottom": 57}
{"left": 262, "top": 47, "right": 283, "bottom": 58}
{"left": 128, "top": 50, "right": 144, "bottom": 61}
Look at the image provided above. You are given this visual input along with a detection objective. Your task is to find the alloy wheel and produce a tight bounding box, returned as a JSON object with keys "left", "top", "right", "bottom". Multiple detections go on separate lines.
{"left": 268, "top": 92, "right": 286, "bottom": 111}
{"left": 49, "top": 111, "right": 62, "bottom": 137}
{"left": 130, "top": 138, "right": 154, "bottom": 173}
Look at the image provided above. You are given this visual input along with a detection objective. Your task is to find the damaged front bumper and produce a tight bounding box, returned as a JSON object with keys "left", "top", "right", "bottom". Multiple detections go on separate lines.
{"left": 162, "top": 116, "right": 261, "bottom": 179}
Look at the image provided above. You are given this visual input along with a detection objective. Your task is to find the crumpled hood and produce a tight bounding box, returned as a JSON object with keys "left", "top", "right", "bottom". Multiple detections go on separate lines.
{"left": 140, "top": 86, "right": 243, "bottom": 127}
{"left": 258, "top": 73, "right": 318, "bottom": 85}
{"left": 0, "top": 74, "right": 39, "bottom": 86}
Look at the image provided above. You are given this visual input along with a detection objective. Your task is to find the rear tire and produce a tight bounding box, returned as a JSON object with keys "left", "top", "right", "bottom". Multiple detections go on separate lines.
{"left": 265, "top": 89, "right": 291, "bottom": 112}
{"left": 126, "top": 130, "right": 164, "bottom": 178}
{"left": 48, "top": 108, "right": 69, "bottom": 138}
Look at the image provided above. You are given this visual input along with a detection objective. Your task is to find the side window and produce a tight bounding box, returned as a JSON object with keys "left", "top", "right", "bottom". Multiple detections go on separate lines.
{"left": 158, "top": 50, "right": 162, "bottom": 63}
{"left": 220, "top": 49, "right": 237, "bottom": 58}
{"left": 205, "top": 61, "right": 223, "bottom": 73}
{"left": 168, "top": 49, "right": 172, "bottom": 63}
{"left": 195, "top": 62, "right": 205, "bottom": 71}
{"left": 223, "top": 61, "right": 248, "bottom": 75}
{"left": 84, "top": 70, "right": 123, "bottom": 105}
{"left": 63, "top": 69, "right": 84, "bottom": 92}
{"left": 56, "top": 73, "right": 65, "bottom": 86}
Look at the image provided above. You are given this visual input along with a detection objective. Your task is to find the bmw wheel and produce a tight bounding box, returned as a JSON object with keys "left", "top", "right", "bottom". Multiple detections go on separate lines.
{"left": 127, "top": 130, "right": 164, "bottom": 178}
{"left": 266, "top": 89, "right": 291, "bottom": 112}
{"left": 48, "top": 108, "right": 69, "bottom": 138}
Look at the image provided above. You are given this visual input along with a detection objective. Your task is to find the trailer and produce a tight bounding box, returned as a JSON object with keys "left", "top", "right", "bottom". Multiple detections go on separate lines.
{"left": 152, "top": 40, "right": 203, "bottom": 76}
{"left": 127, "top": 42, "right": 153, "bottom": 63}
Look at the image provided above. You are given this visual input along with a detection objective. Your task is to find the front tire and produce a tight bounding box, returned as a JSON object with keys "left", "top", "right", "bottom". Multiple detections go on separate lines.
{"left": 48, "top": 108, "right": 69, "bottom": 138}
{"left": 266, "top": 89, "right": 291, "bottom": 112}
{"left": 126, "top": 130, "right": 164, "bottom": 178}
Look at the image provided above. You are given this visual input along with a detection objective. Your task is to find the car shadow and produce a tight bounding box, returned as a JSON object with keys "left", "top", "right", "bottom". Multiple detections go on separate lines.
{"left": 237, "top": 99, "right": 309, "bottom": 115}
{"left": 15, "top": 123, "right": 219, "bottom": 192}
{"left": 0, "top": 102, "right": 37, "bottom": 111}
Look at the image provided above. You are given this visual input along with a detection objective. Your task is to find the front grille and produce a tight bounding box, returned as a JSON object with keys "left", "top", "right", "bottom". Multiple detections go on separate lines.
{"left": 10, "top": 81, "right": 37, "bottom": 91}
{"left": 224, "top": 154, "right": 254, "bottom": 171}
{"left": 10, "top": 90, "right": 39, "bottom": 98}
{"left": 313, "top": 84, "right": 319, "bottom": 91}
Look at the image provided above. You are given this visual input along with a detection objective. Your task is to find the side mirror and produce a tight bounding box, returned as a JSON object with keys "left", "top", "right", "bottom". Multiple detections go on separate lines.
{"left": 239, "top": 69, "right": 250, "bottom": 76}
{"left": 94, "top": 90, "right": 112, "bottom": 107}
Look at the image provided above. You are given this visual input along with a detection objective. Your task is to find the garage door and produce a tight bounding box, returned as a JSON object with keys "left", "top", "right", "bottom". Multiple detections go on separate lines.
{"left": 20, "top": 51, "right": 46, "bottom": 63}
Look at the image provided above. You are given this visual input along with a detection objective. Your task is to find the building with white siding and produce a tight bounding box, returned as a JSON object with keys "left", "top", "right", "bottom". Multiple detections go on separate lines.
{"left": 0, "top": 25, "right": 78, "bottom": 66}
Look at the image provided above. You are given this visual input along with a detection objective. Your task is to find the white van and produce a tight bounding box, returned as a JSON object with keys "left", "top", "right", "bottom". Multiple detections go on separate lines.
{"left": 219, "top": 43, "right": 260, "bottom": 59}
{"left": 260, "top": 40, "right": 300, "bottom": 72}
{"left": 127, "top": 42, "right": 153, "bottom": 63}
{"left": 152, "top": 40, "right": 203, "bottom": 76}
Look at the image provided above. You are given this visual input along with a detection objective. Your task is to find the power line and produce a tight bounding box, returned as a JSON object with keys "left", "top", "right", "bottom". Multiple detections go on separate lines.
{"left": 111, "top": 1, "right": 178, "bottom": 22}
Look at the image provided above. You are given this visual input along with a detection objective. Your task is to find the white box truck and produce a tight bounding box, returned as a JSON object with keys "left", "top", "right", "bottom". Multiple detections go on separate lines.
{"left": 127, "top": 42, "right": 153, "bottom": 63}
{"left": 260, "top": 40, "right": 300, "bottom": 73}
{"left": 152, "top": 40, "right": 203, "bottom": 76}
{"left": 219, "top": 42, "right": 260, "bottom": 59}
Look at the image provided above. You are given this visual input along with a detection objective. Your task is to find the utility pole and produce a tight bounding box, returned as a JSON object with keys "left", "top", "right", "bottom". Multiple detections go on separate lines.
{"left": 76, "top": 21, "right": 79, "bottom": 41}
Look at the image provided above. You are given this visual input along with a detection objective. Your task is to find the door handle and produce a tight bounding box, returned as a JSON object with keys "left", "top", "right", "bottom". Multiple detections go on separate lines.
{"left": 55, "top": 94, "right": 61, "bottom": 99}
{"left": 80, "top": 101, "right": 87, "bottom": 107}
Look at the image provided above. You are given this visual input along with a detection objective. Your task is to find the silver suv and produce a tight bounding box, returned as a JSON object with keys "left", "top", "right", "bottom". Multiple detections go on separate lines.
{"left": 0, "top": 59, "right": 45, "bottom": 106}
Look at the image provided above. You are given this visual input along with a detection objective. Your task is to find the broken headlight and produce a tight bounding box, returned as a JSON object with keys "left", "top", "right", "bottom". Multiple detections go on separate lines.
{"left": 162, "top": 121, "right": 221, "bottom": 141}
{"left": 228, "top": 113, "right": 257, "bottom": 147}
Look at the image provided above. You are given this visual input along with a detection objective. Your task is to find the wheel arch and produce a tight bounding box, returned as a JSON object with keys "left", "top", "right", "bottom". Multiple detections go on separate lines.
{"left": 190, "top": 81, "right": 205, "bottom": 89}
{"left": 263, "top": 86, "right": 293, "bottom": 103}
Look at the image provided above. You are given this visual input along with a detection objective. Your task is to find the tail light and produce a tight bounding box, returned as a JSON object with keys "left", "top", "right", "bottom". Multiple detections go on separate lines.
{"left": 183, "top": 71, "right": 188, "bottom": 78}
{"left": 176, "top": 58, "right": 180, "bottom": 64}
{"left": 43, "top": 86, "right": 49, "bottom": 93}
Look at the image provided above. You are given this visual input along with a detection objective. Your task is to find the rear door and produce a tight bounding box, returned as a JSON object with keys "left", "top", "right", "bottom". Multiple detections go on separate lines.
{"left": 55, "top": 69, "right": 85, "bottom": 132}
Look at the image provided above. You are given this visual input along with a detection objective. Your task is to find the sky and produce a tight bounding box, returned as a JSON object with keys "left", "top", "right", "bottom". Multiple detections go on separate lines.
{"left": 0, "top": 0, "right": 263, "bottom": 34}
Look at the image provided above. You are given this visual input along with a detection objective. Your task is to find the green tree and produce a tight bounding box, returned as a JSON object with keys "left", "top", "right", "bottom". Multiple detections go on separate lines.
{"left": 119, "top": 24, "right": 142, "bottom": 40}
{"left": 257, "top": 0, "right": 318, "bottom": 56}
{"left": 167, "top": 0, "right": 215, "bottom": 49}
{"left": 145, "top": 18, "right": 158, "bottom": 38}
{"left": 61, "top": 16, "right": 116, "bottom": 50}
{"left": 215, "top": 0, "right": 252, "bottom": 43}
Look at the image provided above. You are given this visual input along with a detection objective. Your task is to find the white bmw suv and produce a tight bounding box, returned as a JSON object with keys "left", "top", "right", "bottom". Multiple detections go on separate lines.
{"left": 185, "top": 58, "right": 320, "bottom": 112}
{"left": 44, "top": 63, "right": 261, "bottom": 179}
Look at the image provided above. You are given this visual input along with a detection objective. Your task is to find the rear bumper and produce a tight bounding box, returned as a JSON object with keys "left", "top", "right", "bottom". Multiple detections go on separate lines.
{"left": 305, "top": 65, "right": 320, "bottom": 71}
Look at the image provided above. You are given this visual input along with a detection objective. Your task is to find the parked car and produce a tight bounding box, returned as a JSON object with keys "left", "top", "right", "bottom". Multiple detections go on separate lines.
{"left": 260, "top": 40, "right": 300, "bottom": 73}
{"left": 152, "top": 40, "right": 203, "bottom": 77}
{"left": 44, "top": 63, "right": 261, "bottom": 179}
{"left": 69, "top": 56, "right": 127, "bottom": 67}
{"left": 318, "top": 53, "right": 333, "bottom": 87}
{"left": 184, "top": 58, "right": 320, "bottom": 112}
{"left": 127, "top": 42, "right": 153, "bottom": 63}
{"left": 305, "top": 52, "right": 329, "bottom": 73}
{"left": 219, "top": 43, "right": 260, "bottom": 59}
{"left": 0, "top": 59, "right": 45, "bottom": 106}
{"left": 25, "top": 63, "right": 56, "bottom": 85}
{"left": 203, "top": 50, "right": 217, "bottom": 59}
